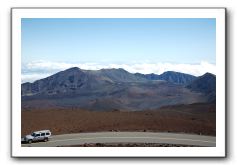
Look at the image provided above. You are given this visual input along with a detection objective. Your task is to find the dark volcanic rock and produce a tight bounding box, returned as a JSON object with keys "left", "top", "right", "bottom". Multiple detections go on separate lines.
{"left": 134, "top": 73, "right": 160, "bottom": 80}
{"left": 22, "top": 67, "right": 89, "bottom": 96}
{"left": 157, "top": 71, "right": 196, "bottom": 85}
{"left": 186, "top": 73, "right": 216, "bottom": 102}
{"left": 99, "top": 68, "right": 146, "bottom": 83}
{"left": 135, "top": 71, "right": 196, "bottom": 85}
{"left": 22, "top": 67, "right": 146, "bottom": 97}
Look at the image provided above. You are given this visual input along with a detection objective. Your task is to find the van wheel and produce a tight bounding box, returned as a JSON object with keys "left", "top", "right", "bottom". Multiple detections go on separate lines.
{"left": 44, "top": 138, "right": 48, "bottom": 142}
{"left": 28, "top": 140, "right": 32, "bottom": 144}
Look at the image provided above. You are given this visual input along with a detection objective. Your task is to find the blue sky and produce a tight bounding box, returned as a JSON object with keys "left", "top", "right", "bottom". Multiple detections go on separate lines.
{"left": 21, "top": 18, "right": 216, "bottom": 82}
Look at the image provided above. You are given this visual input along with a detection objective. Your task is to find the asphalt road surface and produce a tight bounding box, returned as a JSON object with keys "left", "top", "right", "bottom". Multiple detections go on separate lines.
{"left": 22, "top": 132, "right": 216, "bottom": 147}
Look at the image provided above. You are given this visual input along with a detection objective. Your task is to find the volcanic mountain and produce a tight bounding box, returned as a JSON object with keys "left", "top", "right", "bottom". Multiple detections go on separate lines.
{"left": 186, "top": 73, "right": 216, "bottom": 102}
{"left": 134, "top": 71, "right": 196, "bottom": 85}
{"left": 21, "top": 67, "right": 216, "bottom": 111}
{"left": 21, "top": 67, "right": 146, "bottom": 96}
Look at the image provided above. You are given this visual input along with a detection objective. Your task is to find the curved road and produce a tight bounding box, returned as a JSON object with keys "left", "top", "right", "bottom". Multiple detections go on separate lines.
{"left": 22, "top": 132, "right": 216, "bottom": 147}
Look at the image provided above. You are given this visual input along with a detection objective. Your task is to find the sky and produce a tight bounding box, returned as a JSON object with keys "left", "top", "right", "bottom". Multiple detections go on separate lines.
{"left": 21, "top": 18, "right": 216, "bottom": 83}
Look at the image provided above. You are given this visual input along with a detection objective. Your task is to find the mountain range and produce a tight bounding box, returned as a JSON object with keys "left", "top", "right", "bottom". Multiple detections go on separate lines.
{"left": 135, "top": 71, "right": 196, "bottom": 85}
{"left": 22, "top": 67, "right": 216, "bottom": 111}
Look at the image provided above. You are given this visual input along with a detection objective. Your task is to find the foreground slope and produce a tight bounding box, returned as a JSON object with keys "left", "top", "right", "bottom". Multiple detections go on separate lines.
{"left": 22, "top": 103, "right": 216, "bottom": 136}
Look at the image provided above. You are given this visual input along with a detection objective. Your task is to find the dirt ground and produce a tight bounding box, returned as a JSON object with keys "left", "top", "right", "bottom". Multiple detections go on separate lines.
{"left": 21, "top": 103, "right": 216, "bottom": 136}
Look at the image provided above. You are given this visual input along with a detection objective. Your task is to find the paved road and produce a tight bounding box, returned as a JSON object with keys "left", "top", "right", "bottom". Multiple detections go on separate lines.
{"left": 22, "top": 132, "right": 216, "bottom": 147}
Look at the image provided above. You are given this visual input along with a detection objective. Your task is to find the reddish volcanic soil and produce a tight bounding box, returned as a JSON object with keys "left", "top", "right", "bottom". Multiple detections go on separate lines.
{"left": 21, "top": 103, "right": 216, "bottom": 136}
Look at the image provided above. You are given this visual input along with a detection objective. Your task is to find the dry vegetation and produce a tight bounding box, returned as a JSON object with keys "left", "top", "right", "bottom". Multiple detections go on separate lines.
{"left": 22, "top": 103, "right": 216, "bottom": 136}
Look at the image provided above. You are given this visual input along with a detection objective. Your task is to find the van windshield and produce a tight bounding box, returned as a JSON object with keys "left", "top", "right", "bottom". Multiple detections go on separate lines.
{"left": 31, "top": 133, "right": 36, "bottom": 137}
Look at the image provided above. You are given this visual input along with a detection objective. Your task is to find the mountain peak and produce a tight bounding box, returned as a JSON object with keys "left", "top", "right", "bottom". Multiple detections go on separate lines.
{"left": 134, "top": 71, "right": 196, "bottom": 85}
{"left": 64, "top": 67, "right": 80, "bottom": 71}
{"left": 186, "top": 72, "right": 216, "bottom": 102}
{"left": 99, "top": 67, "right": 145, "bottom": 82}
{"left": 202, "top": 72, "right": 216, "bottom": 77}
{"left": 162, "top": 71, "right": 177, "bottom": 74}
{"left": 159, "top": 71, "right": 196, "bottom": 85}
{"left": 100, "top": 68, "right": 127, "bottom": 72}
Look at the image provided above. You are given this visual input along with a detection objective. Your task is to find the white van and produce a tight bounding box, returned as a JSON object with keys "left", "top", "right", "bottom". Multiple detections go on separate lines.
{"left": 21, "top": 130, "right": 51, "bottom": 144}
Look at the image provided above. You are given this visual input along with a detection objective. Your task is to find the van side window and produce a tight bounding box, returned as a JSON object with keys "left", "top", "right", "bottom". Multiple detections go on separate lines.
{"left": 41, "top": 133, "right": 46, "bottom": 136}
{"left": 36, "top": 134, "right": 40, "bottom": 137}
{"left": 46, "top": 133, "right": 50, "bottom": 135}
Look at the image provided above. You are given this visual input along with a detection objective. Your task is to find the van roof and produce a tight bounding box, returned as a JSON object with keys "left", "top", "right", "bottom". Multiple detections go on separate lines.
{"left": 33, "top": 130, "right": 51, "bottom": 134}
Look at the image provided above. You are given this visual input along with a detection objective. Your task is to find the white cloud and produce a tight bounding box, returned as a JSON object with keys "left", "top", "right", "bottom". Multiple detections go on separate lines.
{"left": 21, "top": 73, "right": 52, "bottom": 83}
{"left": 22, "top": 60, "right": 216, "bottom": 83}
